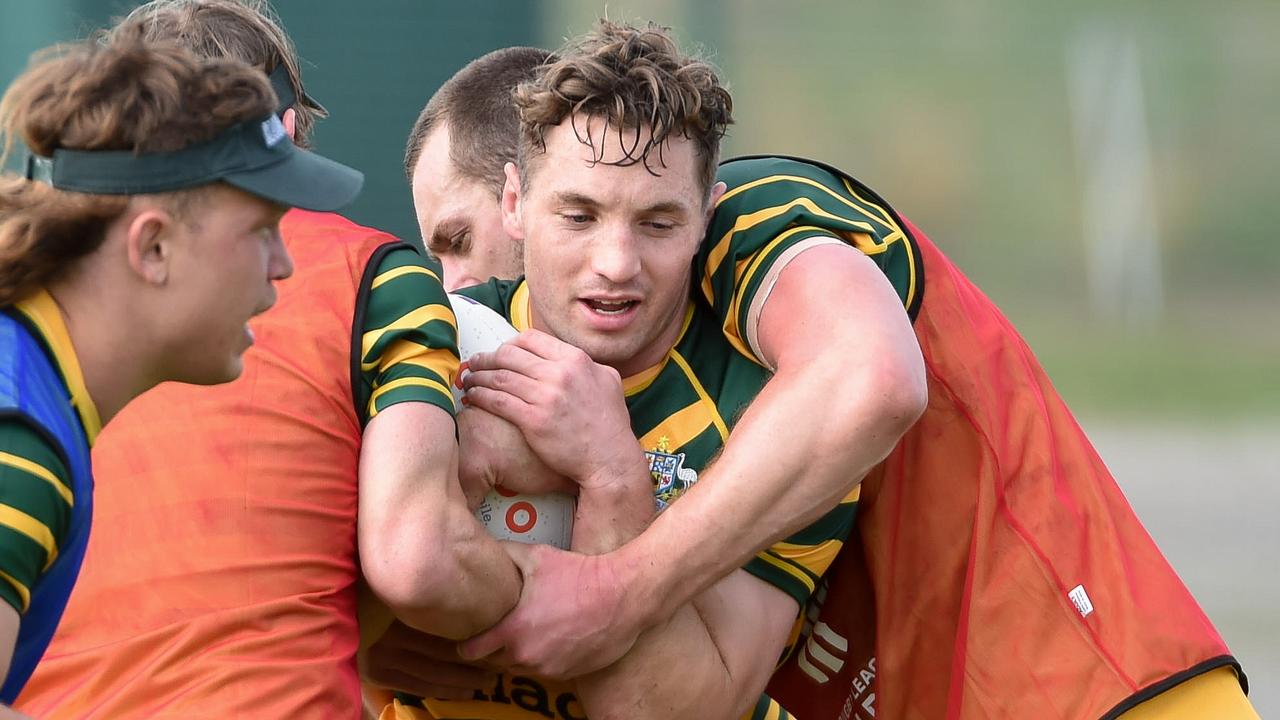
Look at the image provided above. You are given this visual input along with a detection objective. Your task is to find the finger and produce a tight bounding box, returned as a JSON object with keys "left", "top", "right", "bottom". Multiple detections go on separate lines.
{"left": 511, "top": 328, "right": 586, "bottom": 362}
{"left": 365, "top": 649, "right": 494, "bottom": 688}
{"left": 461, "top": 385, "right": 536, "bottom": 426}
{"left": 517, "top": 472, "right": 579, "bottom": 496}
{"left": 467, "top": 340, "right": 546, "bottom": 377}
{"left": 463, "top": 367, "right": 544, "bottom": 404}
{"left": 499, "top": 539, "right": 543, "bottom": 574}
{"left": 394, "top": 657, "right": 494, "bottom": 688}
{"left": 457, "top": 624, "right": 508, "bottom": 663}
{"left": 377, "top": 625, "right": 468, "bottom": 660}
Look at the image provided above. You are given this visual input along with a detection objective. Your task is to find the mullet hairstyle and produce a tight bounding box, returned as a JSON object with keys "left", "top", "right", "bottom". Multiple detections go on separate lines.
{"left": 0, "top": 31, "right": 275, "bottom": 304}
{"left": 513, "top": 19, "right": 733, "bottom": 200}
{"left": 113, "top": 0, "right": 324, "bottom": 148}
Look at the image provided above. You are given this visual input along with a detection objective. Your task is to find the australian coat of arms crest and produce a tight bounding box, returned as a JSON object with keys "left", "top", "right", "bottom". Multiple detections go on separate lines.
{"left": 646, "top": 436, "right": 699, "bottom": 511}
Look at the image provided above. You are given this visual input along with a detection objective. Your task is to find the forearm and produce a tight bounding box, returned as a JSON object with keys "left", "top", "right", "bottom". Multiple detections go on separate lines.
{"left": 359, "top": 403, "right": 521, "bottom": 639}
{"left": 576, "top": 571, "right": 792, "bottom": 720}
{"left": 1, "top": 608, "right": 28, "bottom": 719}
{"left": 612, "top": 245, "right": 926, "bottom": 626}
{"left": 570, "top": 458, "right": 654, "bottom": 555}
{"left": 401, "top": 504, "right": 523, "bottom": 639}
{"left": 614, "top": 362, "right": 912, "bottom": 624}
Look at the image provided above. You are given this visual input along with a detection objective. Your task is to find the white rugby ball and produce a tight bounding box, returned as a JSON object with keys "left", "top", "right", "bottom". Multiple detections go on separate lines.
{"left": 449, "top": 293, "right": 575, "bottom": 549}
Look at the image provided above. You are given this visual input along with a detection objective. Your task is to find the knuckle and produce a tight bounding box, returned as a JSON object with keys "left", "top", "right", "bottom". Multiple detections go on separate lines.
{"left": 601, "top": 364, "right": 623, "bottom": 388}
{"left": 494, "top": 343, "right": 517, "bottom": 364}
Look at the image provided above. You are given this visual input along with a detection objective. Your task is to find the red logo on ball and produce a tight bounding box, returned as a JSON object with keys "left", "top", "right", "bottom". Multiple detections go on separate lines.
{"left": 506, "top": 501, "right": 538, "bottom": 533}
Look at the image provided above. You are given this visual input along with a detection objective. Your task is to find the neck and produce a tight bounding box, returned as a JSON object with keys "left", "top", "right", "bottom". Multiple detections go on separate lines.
{"left": 46, "top": 278, "right": 156, "bottom": 427}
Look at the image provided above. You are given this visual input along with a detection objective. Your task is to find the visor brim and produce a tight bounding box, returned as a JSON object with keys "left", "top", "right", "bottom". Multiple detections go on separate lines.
{"left": 223, "top": 147, "right": 363, "bottom": 212}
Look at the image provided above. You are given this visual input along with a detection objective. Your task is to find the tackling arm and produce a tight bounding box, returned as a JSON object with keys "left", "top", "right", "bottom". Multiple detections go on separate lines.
{"left": 458, "top": 244, "right": 924, "bottom": 677}
{"left": 569, "top": 485, "right": 798, "bottom": 720}
{"left": 357, "top": 402, "right": 521, "bottom": 639}
{"left": 614, "top": 243, "right": 927, "bottom": 631}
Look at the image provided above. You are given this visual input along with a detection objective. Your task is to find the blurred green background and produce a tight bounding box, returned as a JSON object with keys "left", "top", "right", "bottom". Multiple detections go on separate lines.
{"left": 3, "top": 0, "right": 1276, "bottom": 709}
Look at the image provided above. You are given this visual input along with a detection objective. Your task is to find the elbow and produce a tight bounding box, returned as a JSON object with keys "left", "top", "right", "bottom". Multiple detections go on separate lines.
{"left": 881, "top": 357, "right": 928, "bottom": 437}
{"left": 822, "top": 351, "right": 928, "bottom": 459}
{"left": 360, "top": 516, "right": 459, "bottom": 622}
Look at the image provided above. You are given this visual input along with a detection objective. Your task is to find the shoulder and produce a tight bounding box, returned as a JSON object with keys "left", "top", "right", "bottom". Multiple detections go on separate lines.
{"left": 706, "top": 155, "right": 923, "bottom": 317}
{"left": 0, "top": 417, "right": 69, "bottom": 480}
{"left": 712, "top": 155, "right": 902, "bottom": 241}
{"left": 455, "top": 277, "right": 524, "bottom": 322}
{"left": 362, "top": 247, "right": 449, "bottom": 315}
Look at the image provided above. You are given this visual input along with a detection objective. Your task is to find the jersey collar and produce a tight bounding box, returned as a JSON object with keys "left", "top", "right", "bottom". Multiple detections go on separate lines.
{"left": 13, "top": 289, "right": 103, "bottom": 444}
{"left": 509, "top": 280, "right": 533, "bottom": 332}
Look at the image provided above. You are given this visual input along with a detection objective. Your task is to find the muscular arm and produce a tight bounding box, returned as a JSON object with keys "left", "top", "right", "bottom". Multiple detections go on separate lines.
{"left": 573, "top": 246, "right": 922, "bottom": 713}
{"left": 569, "top": 483, "right": 796, "bottom": 720}
{"left": 580, "top": 571, "right": 795, "bottom": 720}
{"left": 459, "top": 244, "right": 923, "bottom": 677}
{"left": 614, "top": 243, "right": 925, "bottom": 639}
{"left": 464, "top": 243, "right": 925, "bottom": 676}
{"left": 356, "top": 248, "right": 523, "bottom": 639}
{"left": 357, "top": 402, "right": 520, "bottom": 639}
{"left": 0, "top": 417, "right": 69, "bottom": 713}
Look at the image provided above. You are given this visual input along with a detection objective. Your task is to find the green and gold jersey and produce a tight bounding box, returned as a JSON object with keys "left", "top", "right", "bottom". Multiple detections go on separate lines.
{"left": 463, "top": 280, "right": 854, "bottom": 606}
{"left": 409, "top": 279, "right": 833, "bottom": 720}
{"left": 403, "top": 155, "right": 917, "bottom": 720}
{"left": 353, "top": 246, "right": 459, "bottom": 427}
{"left": 699, "top": 154, "right": 922, "bottom": 366}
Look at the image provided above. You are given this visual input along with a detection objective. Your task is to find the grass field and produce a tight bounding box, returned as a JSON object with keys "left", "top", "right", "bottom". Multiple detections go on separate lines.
{"left": 1088, "top": 419, "right": 1279, "bottom": 715}
{"left": 1017, "top": 308, "right": 1280, "bottom": 419}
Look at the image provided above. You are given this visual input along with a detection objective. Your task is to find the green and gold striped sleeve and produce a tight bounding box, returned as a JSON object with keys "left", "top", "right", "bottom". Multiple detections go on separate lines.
{"left": 742, "top": 693, "right": 794, "bottom": 720}
{"left": 0, "top": 418, "right": 72, "bottom": 614}
{"left": 701, "top": 156, "right": 922, "bottom": 365}
{"left": 354, "top": 246, "right": 460, "bottom": 427}
{"left": 743, "top": 485, "right": 859, "bottom": 607}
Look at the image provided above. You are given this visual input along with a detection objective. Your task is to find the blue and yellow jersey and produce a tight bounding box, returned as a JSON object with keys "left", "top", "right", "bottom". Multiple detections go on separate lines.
{"left": 0, "top": 290, "right": 99, "bottom": 619}
{"left": 354, "top": 247, "right": 460, "bottom": 427}
{"left": 0, "top": 288, "right": 98, "bottom": 702}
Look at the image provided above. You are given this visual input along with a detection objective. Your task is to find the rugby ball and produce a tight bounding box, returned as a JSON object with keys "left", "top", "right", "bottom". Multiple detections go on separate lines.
{"left": 449, "top": 293, "right": 575, "bottom": 549}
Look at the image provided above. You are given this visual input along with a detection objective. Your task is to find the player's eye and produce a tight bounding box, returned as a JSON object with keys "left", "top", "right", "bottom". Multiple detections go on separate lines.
{"left": 561, "top": 212, "right": 593, "bottom": 225}
{"left": 451, "top": 230, "right": 472, "bottom": 253}
{"left": 428, "top": 228, "right": 470, "bottom": 256}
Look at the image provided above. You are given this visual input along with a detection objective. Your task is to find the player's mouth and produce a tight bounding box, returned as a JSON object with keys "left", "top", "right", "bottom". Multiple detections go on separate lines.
{"left": 243, "top": 297, "right": 276, "bottom": 345}
{"left": 579, "top": 296, "right": 640, "bottom": 329}
{"left": 584, "top": 298, "right": 637, "bottom": 315}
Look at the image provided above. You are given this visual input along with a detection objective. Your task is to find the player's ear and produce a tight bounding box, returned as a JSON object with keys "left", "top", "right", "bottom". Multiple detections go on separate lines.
{"left": 501, "top": 161, "right": 525, "bottom": 241}
{"left": 124, "top": 203, "right": 177, "bottom": 286}
{"left": 281, "top": 107, "right": 298, "bottom": 141}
